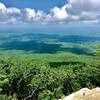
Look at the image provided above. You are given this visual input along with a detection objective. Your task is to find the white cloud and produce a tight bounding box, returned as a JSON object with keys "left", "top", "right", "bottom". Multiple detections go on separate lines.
{"left": 0, "top": 2, "right": 21, "bottom": 24}
{"left": 68, "top": 0, "right": 100, "bottom": 23}
{"left": 50, "top": 5, "right": 68, "bottom": 20}
{"left": 23, "top": 8, "right": 36, "bottom": 21}
{"left": 7, "top": 7, "right": 21, "bottom": 14}
{"left": 0, "top": 0, "right": 100, "bottom": 24}
{"left": 69, "top": 0, "right": 100, "bottom": 12}
{"left": 0, "top": 3, "right": 6, "bottom": 14}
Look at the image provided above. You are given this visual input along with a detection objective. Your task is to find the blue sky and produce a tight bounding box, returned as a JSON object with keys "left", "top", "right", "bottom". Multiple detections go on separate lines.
{"left": 0, "top": 0, "right": 100, "bottom": 25}
{"left": 0, "top": 0, "right": 66, "bottom": 11}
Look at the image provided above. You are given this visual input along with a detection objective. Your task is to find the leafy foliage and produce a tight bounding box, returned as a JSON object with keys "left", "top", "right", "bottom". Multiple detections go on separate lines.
{"left": 0, "top": 52, "right": 99, "bottom": 100}
{"left": 96, "top": 45, "right": 100, "bottom": 56}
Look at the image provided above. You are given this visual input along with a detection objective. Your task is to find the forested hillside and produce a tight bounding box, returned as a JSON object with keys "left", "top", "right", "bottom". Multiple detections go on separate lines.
{"left": 0, "top": 52, "right": 99, "bottom": 100}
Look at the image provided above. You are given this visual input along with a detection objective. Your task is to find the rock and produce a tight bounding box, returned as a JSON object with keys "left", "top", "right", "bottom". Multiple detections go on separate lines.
{"left": 59, "top": 87, "right": 100, "bottom": 100}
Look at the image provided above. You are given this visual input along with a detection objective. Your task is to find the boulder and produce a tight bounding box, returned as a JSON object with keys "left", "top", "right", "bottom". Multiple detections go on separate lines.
{"left": 59, "top": 87, "right": 100, "bottom": 100}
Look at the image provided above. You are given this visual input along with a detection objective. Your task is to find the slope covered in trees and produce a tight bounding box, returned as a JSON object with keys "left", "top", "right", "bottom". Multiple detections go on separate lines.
{"left": 0, "top": 52, "right": 99, "bottom": 100}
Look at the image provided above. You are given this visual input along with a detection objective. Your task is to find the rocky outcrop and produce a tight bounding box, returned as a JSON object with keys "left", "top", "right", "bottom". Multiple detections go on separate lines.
{"left": 59, "top": 87, "right": 100, "bottom": 100}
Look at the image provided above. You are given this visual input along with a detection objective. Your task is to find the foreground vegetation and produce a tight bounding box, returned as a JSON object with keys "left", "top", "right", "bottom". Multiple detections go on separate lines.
{"left": 0, "top": 52, "right": 99, "bottom": 100}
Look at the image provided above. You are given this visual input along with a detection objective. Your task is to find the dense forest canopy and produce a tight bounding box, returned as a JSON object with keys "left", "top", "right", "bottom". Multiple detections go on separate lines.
{"left": 0, "top": 51, "right": 99, "bottom": 100}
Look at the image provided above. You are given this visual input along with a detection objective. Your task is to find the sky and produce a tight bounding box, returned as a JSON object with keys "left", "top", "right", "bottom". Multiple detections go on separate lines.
{"left": 0, "top": 0, "right": 66, "bottom": 11}
{"left": 0, "top": 0, "right": 100, "bottom": 25}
